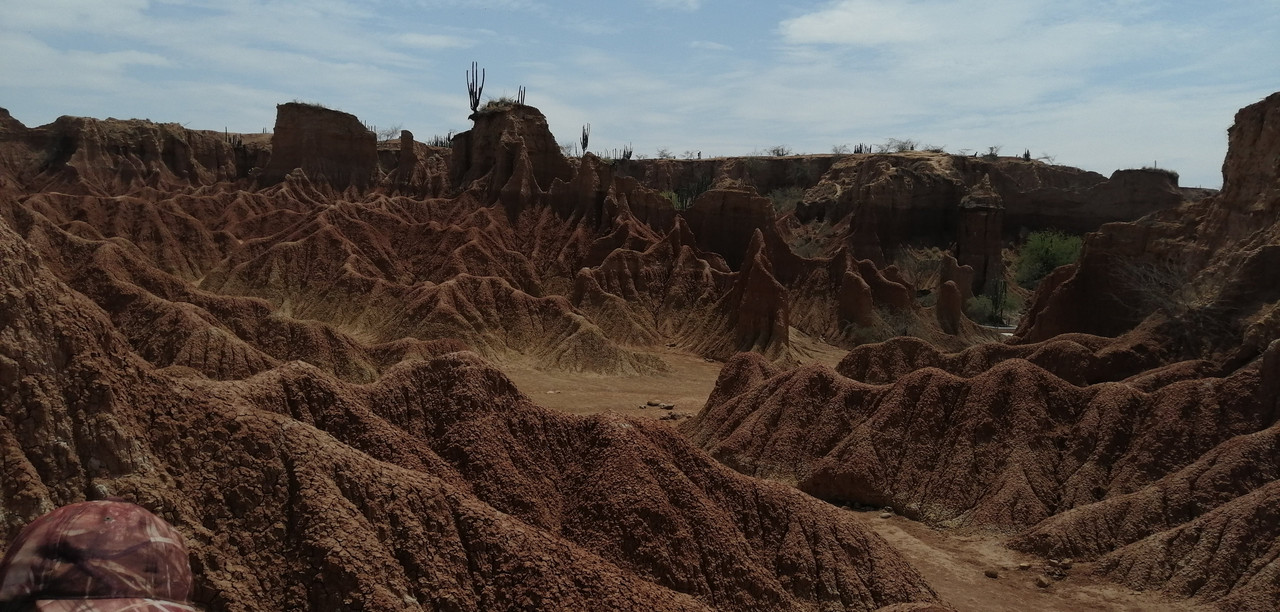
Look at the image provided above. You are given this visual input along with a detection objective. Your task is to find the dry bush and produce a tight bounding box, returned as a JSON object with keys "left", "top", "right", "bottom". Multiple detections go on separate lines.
{"left": 892, "top": 246, "right": 945, "bottom": 291}
{"left": 1112, "top": 255, "right": 1233, "bottom": 356}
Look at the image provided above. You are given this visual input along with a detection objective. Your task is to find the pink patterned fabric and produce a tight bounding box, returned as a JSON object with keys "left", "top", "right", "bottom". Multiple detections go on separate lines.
{"left": 0, "top": 501, "right": 196, "bottom": 611}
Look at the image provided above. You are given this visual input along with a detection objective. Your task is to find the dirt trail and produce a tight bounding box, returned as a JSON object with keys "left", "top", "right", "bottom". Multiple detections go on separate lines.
{"left": 504, "top": 348, "right": 721, "bottom": 420}
{"left": 504, "top": 334, "right": 1216, "bottom": 612}
{"left": 503, "top": 328, "right": 848, "bottom": 420}
{"left": 850, "top": 511, "right": 1210, "bottom": 612}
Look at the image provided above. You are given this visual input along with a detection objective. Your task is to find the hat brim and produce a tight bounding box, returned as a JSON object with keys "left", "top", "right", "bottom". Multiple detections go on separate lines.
{"left": 35, "top": 599, "right": 198, "bottom": 612}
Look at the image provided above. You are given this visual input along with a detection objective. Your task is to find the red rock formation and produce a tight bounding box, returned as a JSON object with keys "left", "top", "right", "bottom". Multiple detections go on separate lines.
{"left": 0, "top": 211, "right": 945, "bottom": 610}
{"left": 937, "top": 255, "right": 975, "bottom": 303}
{"left": 613, "top": 155, "right": 837, "bottom": 199}
{"left": 0, "top": 104, "right": 461, "bottom": 198}
{"left": 955, "top": 174, "right": 1004, "bottom": 296}
{"left": 381, "top": 129, "right": 450, "bottom": 196}
{"left": 451, "top": 104, "right": 573, "bottom": 205}
{"left": 794, "top": 154, "right": 966, "bottom": 249}
{"left": 259, "top": 102, "right": 377, "bottom": 190}
{"left": 793, "top": 152, "right": 1186, "bottom": 260}
{"left": 2, "top": 102, "right": 989, "bottom": 366}
{"left": 1015, "top": 91, "right": 1280, "bottom": 359}
{"left": 682, "top": 345, "right": 1270, "bottom": 534}
{"left": 0, "top": 109, "right": 268, "bottom": 195}
{"left": 683, "top": 92, "right": 1280, "bottom": 610}
{"left": 681, "top": 188, "right": 777, "bottom": 271}
{"left": 934, "top": 281, "right": 964, "bottom": 335}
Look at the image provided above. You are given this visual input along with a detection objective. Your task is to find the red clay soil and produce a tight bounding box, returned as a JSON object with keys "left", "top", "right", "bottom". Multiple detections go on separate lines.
{"left": 0, "top": 206, "right": 946, "bottom": 610}
{"left": 0, "top": 102, "right": 994, "bottom": 378}
{"left": 0, "top": 89, "right": 1261, "bottom": 611}
{"left": 682, "top": 92, "right": 1280, "bottom": 612}
{"left": 684, "top": 337, "right": 1276, "bottom": 610}
{"left": 0, "top": 102, "right": 974, "bottom": 610}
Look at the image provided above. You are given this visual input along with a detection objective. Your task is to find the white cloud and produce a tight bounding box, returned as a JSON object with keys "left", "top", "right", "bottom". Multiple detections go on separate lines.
{"left": 2, "top": 0, "right": 1275, "bottom": 189}
{"left": 690, "top": 41, "right": 731, "bottom": 51}
{"left": 395, "top": 33, "right": 476, "bottom": 50}
{"left": 644, "top": 0, "right": 702, "bottom": 11}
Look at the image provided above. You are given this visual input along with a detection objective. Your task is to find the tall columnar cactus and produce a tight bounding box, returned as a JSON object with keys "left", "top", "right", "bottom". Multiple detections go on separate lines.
{"left": 517, "top": 86, "right": 526, "bottom": 106}
{"left": 467, "top": 61, "right": 485, "bottom": 112}
{"left": 580, "top": 123, "right": 591, "bottom": 153}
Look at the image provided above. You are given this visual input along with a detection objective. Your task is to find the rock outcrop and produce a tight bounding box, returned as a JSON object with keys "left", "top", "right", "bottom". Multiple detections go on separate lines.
{"left": 955, "top": 175, "right": 1004, "bottom": 295}
{"left": 792, "top": 152, "right": 1186, "bottom": 261}
{"left": 1015, "top": 91, "right": 1280, "bottom": 362}
{"left": 451, "top": 103, "right": 574, "bottom": 206}
{"left": 613, "top": 155, "right": 836, "bottom": 200}
{"left": 0, "top": 109, "right": 269, "bottom": 194}
{"left": 259, "top": 102, "right": 377, "bottom": 190}
{"left": 682, "top": 92, "right": 1280, "bottom": 611}
{"left": 0, "top": 207, "right": 945, "bottom": 610}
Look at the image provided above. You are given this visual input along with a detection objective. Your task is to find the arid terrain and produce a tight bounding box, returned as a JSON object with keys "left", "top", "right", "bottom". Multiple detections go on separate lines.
{"left": 1, "top": 92, "right": 1276, "bottom": 611}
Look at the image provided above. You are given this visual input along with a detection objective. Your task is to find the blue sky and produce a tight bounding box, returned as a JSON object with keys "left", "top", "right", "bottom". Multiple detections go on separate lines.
{"left": 3, "top": 1, "right": 1278, "bottom": 188}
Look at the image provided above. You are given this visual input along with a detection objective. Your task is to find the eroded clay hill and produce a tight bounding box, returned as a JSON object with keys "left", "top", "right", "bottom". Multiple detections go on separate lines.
{"left": 0, "top": 104, "right": 968, "bottom": 609}
{"left": 0, "top": 210, "right": 954, "bottom": 609}
{"left": 616, "top": 143, "right": 1191, "bottom": 297}
{"left": 0, "top": 91, "right": 1243, "bottom": 611}
{"left": 0, "top": 101, "right": 996, "bottom": 380}
{"left": 682, "top": 93, "right": 1280, "bottom": 612}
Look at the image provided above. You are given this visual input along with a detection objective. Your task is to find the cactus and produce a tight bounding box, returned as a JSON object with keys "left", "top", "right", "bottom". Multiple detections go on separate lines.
{"left": 467, "top": 61, "right": 485, "bottom": 112}
{"left": 517, "top": 86, "right": 526, "bottom": 106}
{"left": 581, "top": 123, "right": 591, "bottom": 153}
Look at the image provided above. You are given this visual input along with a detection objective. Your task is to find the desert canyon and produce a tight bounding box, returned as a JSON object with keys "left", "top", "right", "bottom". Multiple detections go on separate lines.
{"left": 1, "top": 91, "right": 1278, "bottom": 611}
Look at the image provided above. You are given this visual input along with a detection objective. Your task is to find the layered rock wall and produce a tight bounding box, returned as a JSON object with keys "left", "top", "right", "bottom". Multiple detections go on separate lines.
{"left": 259, "top": 102, "right": 377, "bottom": 190}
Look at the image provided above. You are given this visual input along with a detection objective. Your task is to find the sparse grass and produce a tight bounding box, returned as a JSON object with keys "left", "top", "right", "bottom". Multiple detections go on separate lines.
{"left": 876, "top": 138, "right": 917, "bottom": 153}
{"left": 791, "top": 219, "right": 835, "bottom": 258}
{"left": 1140, "top": 166, "right": 1180, "bottom": 181}
{"left": 288, "top": 99, "right": 331, "bottom": 109}
{"left": 479, "top": 96, "right": 518, "bottom": 112}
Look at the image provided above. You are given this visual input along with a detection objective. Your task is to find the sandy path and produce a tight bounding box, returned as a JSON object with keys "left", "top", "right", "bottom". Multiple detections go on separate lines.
{"left": 849, "top": 511, "right": 1210, "bottom": 612}
{"left": 504, "top": 347, "right": 721, "bottom": 420}
{"left": 503, "top": 335, "right": 1211, "bottom": 612}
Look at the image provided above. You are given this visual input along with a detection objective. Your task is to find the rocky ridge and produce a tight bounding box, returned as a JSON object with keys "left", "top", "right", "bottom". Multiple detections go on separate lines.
{"left": 681, "top": 92, "right": 1280, "bottom": 612}
{"left": 0, "top": 103, "right": 965, "bottom": 609}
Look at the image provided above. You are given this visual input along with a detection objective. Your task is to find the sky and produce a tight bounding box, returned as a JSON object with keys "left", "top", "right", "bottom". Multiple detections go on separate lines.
{"left": 2, "top": 1, "right": 1278, "bottom": 189}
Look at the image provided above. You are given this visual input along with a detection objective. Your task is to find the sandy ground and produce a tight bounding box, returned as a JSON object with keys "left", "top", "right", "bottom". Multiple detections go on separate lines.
{"left": 504, "top": 347, "right": 722, "bottom": 421}
{"left": 502, "top": 330, "right": 1213, "bottom": 612}
{"left": 848, "top": 511, "right": 1210, "bottom": 612}
{"left": 503, "top": 328, "right": 847, "bottom": 421}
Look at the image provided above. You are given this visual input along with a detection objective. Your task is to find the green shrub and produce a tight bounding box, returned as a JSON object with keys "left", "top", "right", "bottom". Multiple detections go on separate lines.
{"left": 768, "top": 187, "right": 805, "bottom": 215}
{"left": 964, "top": 296, "right": 996, "bottom": 323}
{"left": 661, "top": 190, "right": 698, "bottom": 211}
{"left": 1001, "top": 290, "right": 1024, "bottom": 320}
{"left": 1015, "top": 230, "right": 1082, "bottom": 288}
